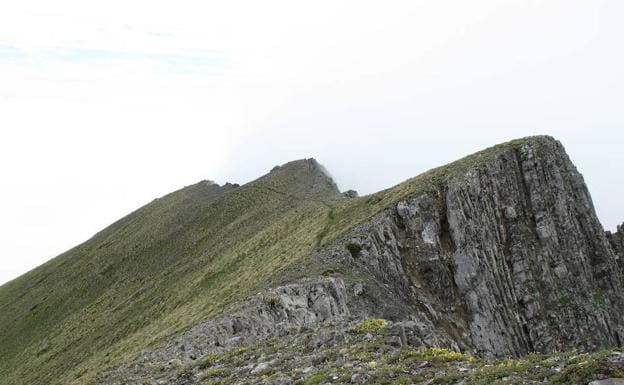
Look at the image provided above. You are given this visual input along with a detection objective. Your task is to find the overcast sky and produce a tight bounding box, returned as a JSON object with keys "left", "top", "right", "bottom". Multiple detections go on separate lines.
{"left": 1, "top": 0, "right": 623, "bottom": 285}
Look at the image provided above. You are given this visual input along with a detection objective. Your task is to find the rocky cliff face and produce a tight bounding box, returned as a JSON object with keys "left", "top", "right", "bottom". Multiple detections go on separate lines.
{"left": 607, "top": 224, "right": 624, "bottom": 270}
{"left": 326, "top": 137, "right": 624, "bottom": 358}
{"left": 93, "top": 136, "right": 624, "bottom": 385}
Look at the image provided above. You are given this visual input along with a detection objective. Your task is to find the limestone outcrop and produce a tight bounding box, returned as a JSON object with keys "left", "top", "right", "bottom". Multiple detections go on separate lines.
{"left": 326, "top": 137, "right": 624, "bottom": 357}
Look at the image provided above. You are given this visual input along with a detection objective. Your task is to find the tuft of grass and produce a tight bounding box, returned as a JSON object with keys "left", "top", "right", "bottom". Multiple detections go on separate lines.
{"left": 350, "top": 319, "right": 388, "bottom": 334}
{"left": 402, "top": 347, "right": 476, "bottom": 363}
{"left": 176, "top": 366, "right": 195, "bottom": 379}
{"left": 264, "top": 295, "right": 282, "bottom": 308}
{"left": 302, "top": 370, "right": 328, "bottom": 385}
{"left": 196, "top": 352, "right": 224, "bottom": 370}
{"left": 200, "top": 367, "right": 224, "bottom": 379}
{"left": 548, "top": 351, "right": 624, "bottom": 385}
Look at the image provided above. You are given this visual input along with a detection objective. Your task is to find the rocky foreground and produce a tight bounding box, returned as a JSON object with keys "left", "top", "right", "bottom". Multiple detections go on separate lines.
{"left": 106, "top": 317, "right": 624, "bottom": 385}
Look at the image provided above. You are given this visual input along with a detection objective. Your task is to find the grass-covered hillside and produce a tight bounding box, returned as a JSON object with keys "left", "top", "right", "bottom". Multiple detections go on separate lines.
{"left": 0, "top": 137, "right": 538, "bottom": 385}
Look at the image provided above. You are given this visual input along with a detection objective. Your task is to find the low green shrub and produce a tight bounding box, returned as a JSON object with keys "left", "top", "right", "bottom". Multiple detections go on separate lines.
{"left": 350, "top": 319, "right": 388, "bottom": 334}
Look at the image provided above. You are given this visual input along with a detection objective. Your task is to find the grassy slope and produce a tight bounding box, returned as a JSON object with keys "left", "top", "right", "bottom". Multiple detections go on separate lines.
{"left": 0, "top": 137, "right": 535, "bottom": 385}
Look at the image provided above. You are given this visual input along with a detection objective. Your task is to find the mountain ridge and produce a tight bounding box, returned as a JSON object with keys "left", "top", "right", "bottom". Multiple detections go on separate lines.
{"left": 0, "top": 155, "right": 342, "bottom": 385}
{"left": 1, "top": 135, "right": 623, "bottom": 385}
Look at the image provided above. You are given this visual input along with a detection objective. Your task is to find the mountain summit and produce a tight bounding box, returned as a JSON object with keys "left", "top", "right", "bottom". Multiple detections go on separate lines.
{"left": 1, "top": 136, "right": 623, "bottom": 385}
{"left": 262, "top": 157, "right": 341, "bottom": 199}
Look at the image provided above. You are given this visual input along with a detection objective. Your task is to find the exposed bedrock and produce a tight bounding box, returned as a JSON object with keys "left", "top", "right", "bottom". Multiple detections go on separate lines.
{"left": 607, "top": 223, "right": 624, "bottom": 271}
{"left": 99, "top": 278, "right": 350, "bottom": 384}
{"left": 334, "top": 137, "right": 624, "bottom": 357}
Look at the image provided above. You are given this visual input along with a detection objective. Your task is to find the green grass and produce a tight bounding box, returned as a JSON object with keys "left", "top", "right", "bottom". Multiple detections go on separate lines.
{"left": 0, "top": 160, "right": 340, "bottom": 385}
{"left": 0, "top": 137, "right": 550, "bottom": 385}
{"left": 349, "top": 318, "right": 388, "bottom": 334}
{"left": 402, "top": 347, "right": 477, "bottom": 363}
{"left": 302, "top": 370, "right": 328, "bottom": 385}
